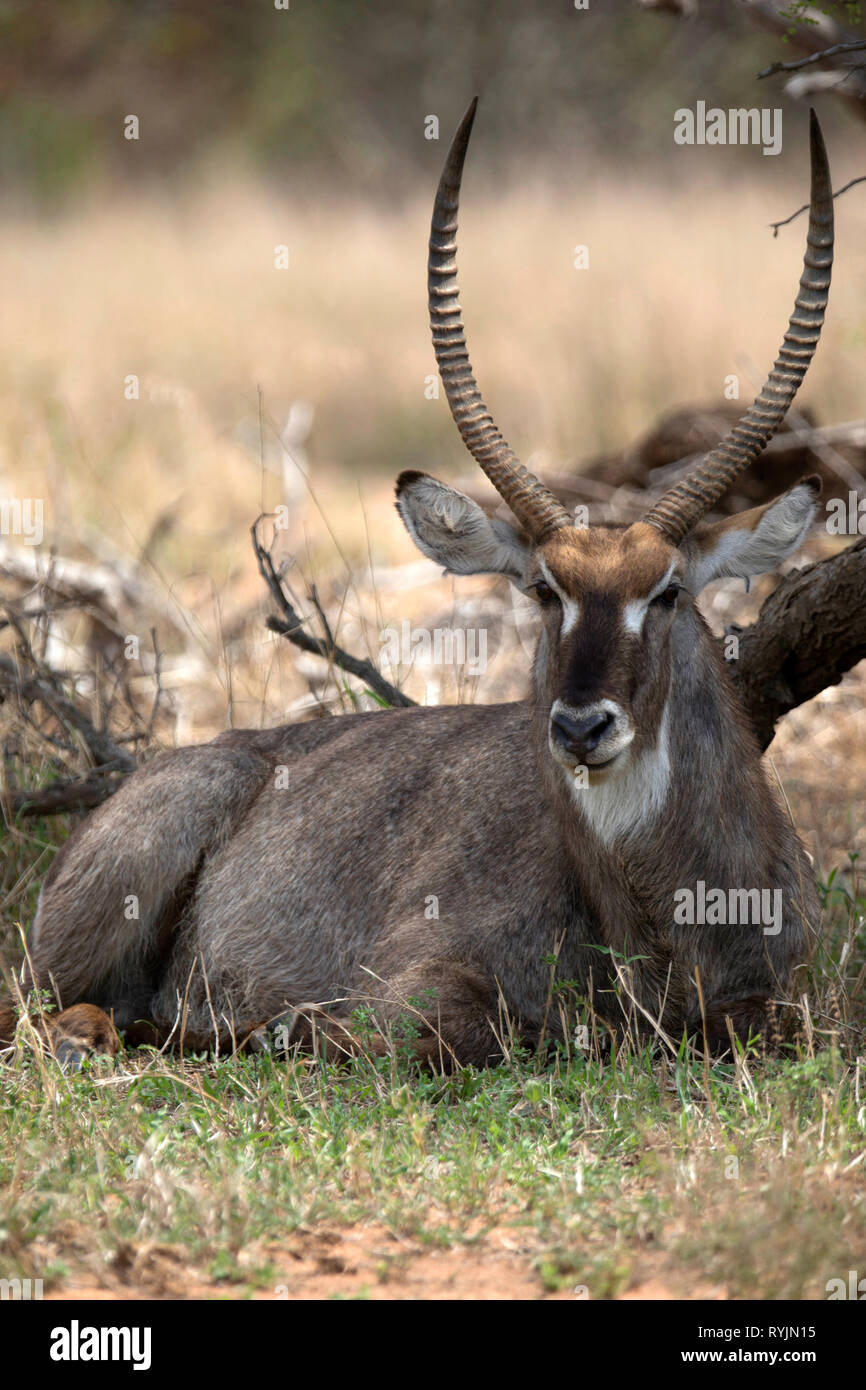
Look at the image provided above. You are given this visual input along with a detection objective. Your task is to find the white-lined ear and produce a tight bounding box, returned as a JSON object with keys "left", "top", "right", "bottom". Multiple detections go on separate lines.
{"left": 682, "top": 477, "right": 820, "bottom": 594}
{"left": 395, "top": 471, "right": 529, "bottom": 583}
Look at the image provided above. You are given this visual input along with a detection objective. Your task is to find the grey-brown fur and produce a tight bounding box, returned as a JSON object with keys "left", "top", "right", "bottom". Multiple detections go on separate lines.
{"left": 6, "top": 480, "right": 819, "bottom": 1064}
{"left": 1, "top": 101, "right": 830, "bottom": 1065}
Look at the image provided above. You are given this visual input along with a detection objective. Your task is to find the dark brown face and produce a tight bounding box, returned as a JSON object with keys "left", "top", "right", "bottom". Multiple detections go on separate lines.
{"left": 528, "top": 522, "right": 684, "bottom": 778}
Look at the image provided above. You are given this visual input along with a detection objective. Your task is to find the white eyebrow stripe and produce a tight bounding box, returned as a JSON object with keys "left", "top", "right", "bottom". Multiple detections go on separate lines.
{"left": 538, "top": 558, "right": 580, "bottom": 636}
{"left": 648, "top": 558, "right": 679, "bottom": 601}
{"left": 622, "top": 559, "right": 679, "bottom": 637}
{"left": 622, "top": 598, "right": 648, "bottom": 636}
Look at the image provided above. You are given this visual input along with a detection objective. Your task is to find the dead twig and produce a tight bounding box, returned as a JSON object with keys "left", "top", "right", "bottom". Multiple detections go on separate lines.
{"left": 251, "top": 516, "right": 416, "bottom": 709}
{"left": 7, "top": 775, "right": 120, "bottom": 819}
{"left": 758, "top": 38, "right": 866, "bottom": 79}
{"left": 0, "top": 653, "right": 135, "bottom": 773}
{"left": 770, "top": 174, "right": 866, "bottom": 236}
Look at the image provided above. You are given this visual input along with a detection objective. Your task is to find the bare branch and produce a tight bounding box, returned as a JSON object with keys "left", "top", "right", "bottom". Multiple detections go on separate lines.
{"left": 758, "top": 38, "right": 866, "bottom": 79}
{"left": 770, "top": 174, "right": 866, "bottom": 236}
{"left": 0, "top": 653, "right": 135, "bottom": 773}
{"left": 250, "top": 517, "right": 416, "bottom": 709}
{"left": 7, "top": 775, "right": 120, "bottom": 819}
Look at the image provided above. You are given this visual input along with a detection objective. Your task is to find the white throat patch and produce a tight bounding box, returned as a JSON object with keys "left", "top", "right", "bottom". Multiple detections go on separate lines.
{"left": 569, "top": 702, "right": 672, "bottom": 846}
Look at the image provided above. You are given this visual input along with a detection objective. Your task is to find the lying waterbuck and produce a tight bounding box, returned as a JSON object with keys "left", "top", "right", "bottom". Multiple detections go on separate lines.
{"left": 0, "top": 101, "right": 834, "bottom": 1066}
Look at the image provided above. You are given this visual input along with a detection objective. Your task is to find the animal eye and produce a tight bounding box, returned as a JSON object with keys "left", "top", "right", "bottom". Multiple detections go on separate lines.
{"left": 531, "top": 580, "right": 559, "bottom": 606}
{"left": 652, "top": 583, "right": 682, "bottom": 608}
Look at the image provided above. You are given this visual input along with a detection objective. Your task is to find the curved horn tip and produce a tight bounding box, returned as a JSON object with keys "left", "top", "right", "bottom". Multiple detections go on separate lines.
{"left": 808, "top": 108, "right": 832, "bottom": 194}
{"left": 444, "top": 98, "right": 480, "bottom": 177}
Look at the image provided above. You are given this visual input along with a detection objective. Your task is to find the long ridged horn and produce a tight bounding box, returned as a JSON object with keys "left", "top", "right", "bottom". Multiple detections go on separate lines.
{"left": 429, "top": 98, "right": 572, "bottom": 541}
{"left": 640, "top": 109, "right": 834, "bottom": 546}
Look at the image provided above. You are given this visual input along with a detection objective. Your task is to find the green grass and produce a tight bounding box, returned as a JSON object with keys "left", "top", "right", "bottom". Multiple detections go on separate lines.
{"left": 1, "top": 1013, "right": 865, "bottom": 1299}
{"left": 2, "top": 811, "right": 865, "bottom": 1300}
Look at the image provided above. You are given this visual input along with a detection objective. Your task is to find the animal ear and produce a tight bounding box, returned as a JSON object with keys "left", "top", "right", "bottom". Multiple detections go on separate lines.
{"left": 395, "top": 471, "right": 529, "bottom": 583}
{"left": 681, "top": 477, "right": 820, "bottom": 594}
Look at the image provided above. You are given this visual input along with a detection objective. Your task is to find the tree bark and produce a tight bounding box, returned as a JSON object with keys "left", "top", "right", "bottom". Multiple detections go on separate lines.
{"left": 727, "top": 537, "right": 866, "bottom": 750}
{"left": 5, "top": 777, "right": 121, "bottom": 818}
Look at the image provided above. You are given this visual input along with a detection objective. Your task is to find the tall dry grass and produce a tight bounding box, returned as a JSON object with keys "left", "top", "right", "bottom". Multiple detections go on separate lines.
{"left": 3, "top": 165, "right": 864, "bottom": 556}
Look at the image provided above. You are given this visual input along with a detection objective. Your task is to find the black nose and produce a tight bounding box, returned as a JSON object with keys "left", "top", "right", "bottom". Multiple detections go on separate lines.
{"left": 550, "top": 708, "right": 614, "bottom": 759}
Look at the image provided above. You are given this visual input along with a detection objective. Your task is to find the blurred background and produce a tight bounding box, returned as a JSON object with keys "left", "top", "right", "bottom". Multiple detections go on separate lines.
{"left": 1, "top": 0, "right": 865, "bottom": 869}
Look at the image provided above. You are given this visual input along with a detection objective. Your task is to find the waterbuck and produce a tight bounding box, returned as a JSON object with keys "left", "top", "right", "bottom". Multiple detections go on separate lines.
{"left": 0, "top": 100, "right": 834, "bottom": 1066}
